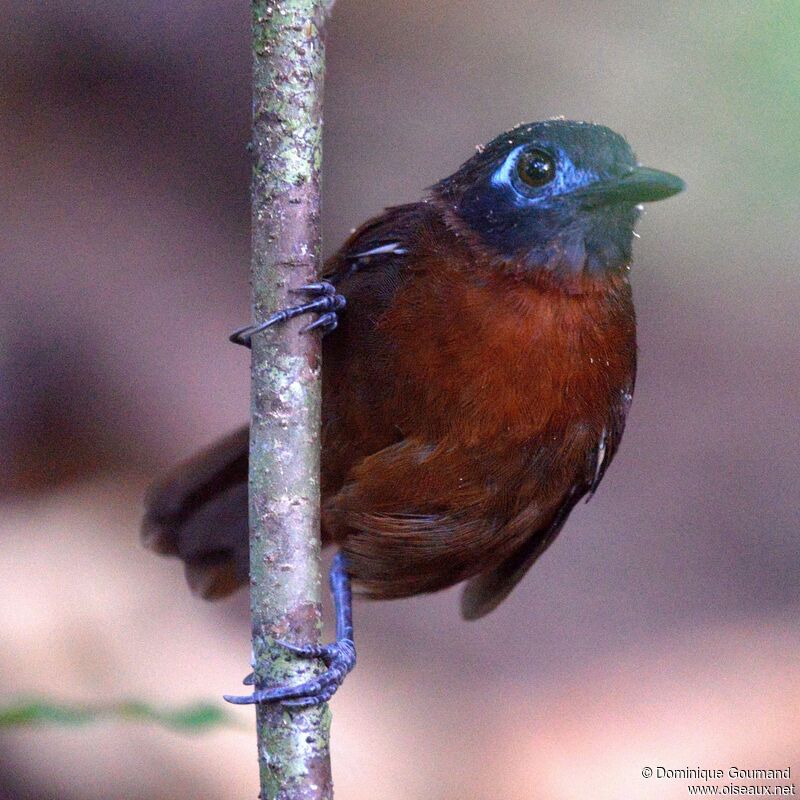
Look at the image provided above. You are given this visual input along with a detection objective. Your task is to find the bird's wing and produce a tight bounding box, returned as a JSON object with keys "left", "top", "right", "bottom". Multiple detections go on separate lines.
{"left": 326, "top": 437, "right": 503, "bottom": 599}
{"left": 460, "top": 488, "right": 582, "bottom": 620}
{"left": 460, "top": 419, "right": 629, "bottom": 620}
{"left": 323, "top": 202, "right": 430, "bottom": 282}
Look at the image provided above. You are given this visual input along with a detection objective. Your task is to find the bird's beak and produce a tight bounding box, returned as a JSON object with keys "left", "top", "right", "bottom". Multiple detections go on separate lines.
{"left": 576, "top": 166, "right": 685, "bottom": 205}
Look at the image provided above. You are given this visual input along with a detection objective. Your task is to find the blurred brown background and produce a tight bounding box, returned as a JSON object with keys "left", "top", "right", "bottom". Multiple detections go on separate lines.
{"left": 1, "top": 1, "right": 798, "bottom": 798}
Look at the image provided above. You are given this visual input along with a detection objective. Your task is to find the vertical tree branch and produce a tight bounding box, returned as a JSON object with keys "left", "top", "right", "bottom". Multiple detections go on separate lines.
{"left": 248, "top": 1, "right": 335, "bottom": 798}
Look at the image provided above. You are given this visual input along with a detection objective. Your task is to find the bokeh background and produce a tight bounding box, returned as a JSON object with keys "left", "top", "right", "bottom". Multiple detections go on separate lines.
{"left": 1, "top": 1, "right": 798, "bottom": 798}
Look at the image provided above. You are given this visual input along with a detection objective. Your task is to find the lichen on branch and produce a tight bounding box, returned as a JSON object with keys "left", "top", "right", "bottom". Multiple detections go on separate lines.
{"left": 247, "top": 1, "right": 335, "bottom": 798}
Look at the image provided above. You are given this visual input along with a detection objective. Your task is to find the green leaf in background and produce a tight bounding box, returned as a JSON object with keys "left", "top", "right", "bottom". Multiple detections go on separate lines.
{"left": 709, "top": 0, "right": 800, "bottom": 202}
{"left": 0, "top": 698, "right": 247, "bottom": 733}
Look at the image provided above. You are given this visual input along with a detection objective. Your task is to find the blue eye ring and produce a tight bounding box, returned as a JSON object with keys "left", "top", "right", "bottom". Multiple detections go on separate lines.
{"left": 516, "top": 147, "right": 556, "bottom": 188}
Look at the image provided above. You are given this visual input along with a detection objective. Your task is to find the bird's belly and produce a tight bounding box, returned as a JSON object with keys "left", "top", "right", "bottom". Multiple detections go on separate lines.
{"left": 400, "top": 312, "right": 632, "bottom": 449}
{"left": 322, "top": 268, "right": 635, "bottom": 518}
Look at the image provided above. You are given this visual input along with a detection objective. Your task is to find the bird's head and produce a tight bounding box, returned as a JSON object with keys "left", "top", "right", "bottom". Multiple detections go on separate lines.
{"left": 432, "top": 119, "right": 684, "bottom": 276}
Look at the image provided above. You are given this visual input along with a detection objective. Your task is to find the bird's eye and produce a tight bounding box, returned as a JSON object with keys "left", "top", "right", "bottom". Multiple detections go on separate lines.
{"left": 516, "top": 148, "right": 556, "bottom": 188}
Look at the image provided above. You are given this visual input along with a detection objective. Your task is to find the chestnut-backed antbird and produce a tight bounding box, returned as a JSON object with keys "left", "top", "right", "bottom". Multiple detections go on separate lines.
{"left": 142, "top": 120, "right": 684, "bottom": 706}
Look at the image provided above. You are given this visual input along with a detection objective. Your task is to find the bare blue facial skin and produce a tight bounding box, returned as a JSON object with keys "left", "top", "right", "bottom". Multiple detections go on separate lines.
{"left": 433, "top": 120, "right": 684, "bottom": 275}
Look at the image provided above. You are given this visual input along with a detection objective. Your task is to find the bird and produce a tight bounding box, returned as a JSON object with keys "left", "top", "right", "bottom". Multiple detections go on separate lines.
{"left": 142, "top": 119, "right": 684, "bottom": 706}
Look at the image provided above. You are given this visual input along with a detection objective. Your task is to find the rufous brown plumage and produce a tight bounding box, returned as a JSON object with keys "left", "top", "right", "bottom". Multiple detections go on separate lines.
{"left": 142, "top": 119, "right": 683, "bottom": 621}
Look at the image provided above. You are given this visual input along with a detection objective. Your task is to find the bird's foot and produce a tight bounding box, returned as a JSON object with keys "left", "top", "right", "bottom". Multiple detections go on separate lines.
{"left": 229, "top": 281, "right": 346, "bottom": 348}
{"left": 224, "top": 638, "right": 356, "bottom": 708}
{"left": 224, "top": 552, "right": 356, "bottom": 708}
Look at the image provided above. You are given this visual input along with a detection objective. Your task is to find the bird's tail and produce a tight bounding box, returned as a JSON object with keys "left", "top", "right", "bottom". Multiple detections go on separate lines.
{"left": 141, "top": 426, "right": 250, "bottom": 600}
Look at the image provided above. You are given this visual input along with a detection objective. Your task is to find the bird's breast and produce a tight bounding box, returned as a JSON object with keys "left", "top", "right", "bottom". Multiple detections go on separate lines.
{"left": 382, "top": 261, "right": 637, "bottom": 448}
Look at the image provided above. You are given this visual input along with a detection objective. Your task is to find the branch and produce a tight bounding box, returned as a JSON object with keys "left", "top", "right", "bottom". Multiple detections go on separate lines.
{"left": 247, "top": 1, "right": 335, "bottom": 797}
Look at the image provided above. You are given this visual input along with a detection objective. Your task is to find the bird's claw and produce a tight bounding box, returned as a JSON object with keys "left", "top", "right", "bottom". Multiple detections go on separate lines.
{"left": 276, "top": 638, "right": 356, "bottom": 668}
{"left": 229, "top": 281, "right": 346, "bottom": 348}
{"left": 224, "top": 638, "right": 356, "bottom": 708}
{"left": 225, "top": 552, "right": 355, "bottom": 708}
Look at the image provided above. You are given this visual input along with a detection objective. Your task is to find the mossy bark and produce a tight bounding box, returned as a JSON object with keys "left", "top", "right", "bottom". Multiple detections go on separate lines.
{"left": 248, "top": 1, "right": 335, "bottom": 798}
